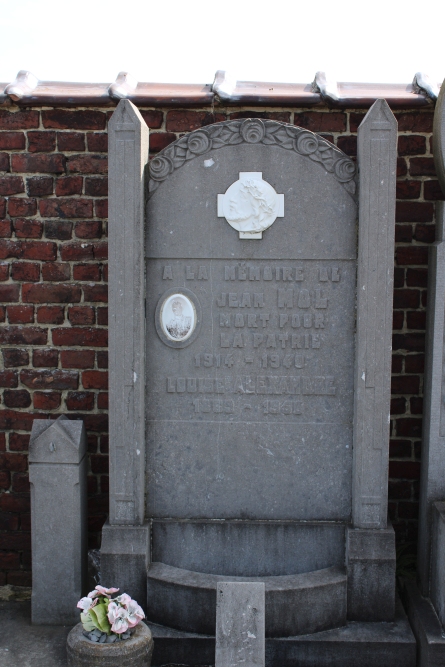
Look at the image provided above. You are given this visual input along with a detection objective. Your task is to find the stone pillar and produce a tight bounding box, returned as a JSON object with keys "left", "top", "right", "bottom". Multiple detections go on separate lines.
{"left": 215, "top": 582, "right": 265, "bottom": 667}
{"left": 100, "top": 99, "right": 150, "bottom": 607}
{"left": 431, "top": 501, "right": 445, "bottom": 627}
{"left": 29, "top": 415, "right": 87, "bottom": 625}
{"left": 417, "top": 202, "right": 445, "bottom": 597}
{"left": 349, "top": 99, "right": 397, "bottom": 620}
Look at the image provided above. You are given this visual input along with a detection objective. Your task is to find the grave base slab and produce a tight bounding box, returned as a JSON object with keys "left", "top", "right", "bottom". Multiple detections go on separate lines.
{"left": 402, "top": 579, "right": 445, "bottom": 667}
{"left": 147, "top": 595, "right": 415, "bottom": 667}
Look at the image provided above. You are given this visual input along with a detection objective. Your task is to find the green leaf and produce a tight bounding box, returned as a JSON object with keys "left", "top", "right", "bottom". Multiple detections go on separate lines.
{"left": 80, "top": 612, "right": 96, "bottom": 632}
{"left": 90, "top": 603, "right": 111, "bottom": 634}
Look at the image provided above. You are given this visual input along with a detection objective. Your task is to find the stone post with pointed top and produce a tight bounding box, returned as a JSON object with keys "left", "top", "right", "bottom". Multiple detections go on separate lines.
{"left": 29, "top": 415, "right": 87, "bottom": 625}
{"left": 347, "top": 99, "right": 398, "bottom": 621}
{"left": 100, "top": 100, "right": 150, "bottom": 609}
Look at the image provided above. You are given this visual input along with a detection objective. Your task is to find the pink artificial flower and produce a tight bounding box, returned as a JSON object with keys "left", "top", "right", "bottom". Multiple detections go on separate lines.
{"left": 107, "top": 601, "right": 129, "bottom": 634}
{"left": 114, "top": 593, "right": 132, "bottom": 608}
{"left": 77, "top": 596, "right": 98, "bottom": 612}
{"left": 94, "top": 585, "right": 119, "bottom": 598}
{"left": 126, "top": 599, "right": 145, "bottom": 628}
{"left": 87, "top": 590, "right": 99, "bottom": 599}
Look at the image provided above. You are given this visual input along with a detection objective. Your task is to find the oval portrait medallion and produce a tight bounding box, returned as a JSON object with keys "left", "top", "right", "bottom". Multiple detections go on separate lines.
{"left": 155, "top": 288, "right": 201, "bottom": 348}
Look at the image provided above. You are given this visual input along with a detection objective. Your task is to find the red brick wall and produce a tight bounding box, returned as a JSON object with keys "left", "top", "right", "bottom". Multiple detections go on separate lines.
{"left": 0, "top": 104, "right": 439, "bottom": 586}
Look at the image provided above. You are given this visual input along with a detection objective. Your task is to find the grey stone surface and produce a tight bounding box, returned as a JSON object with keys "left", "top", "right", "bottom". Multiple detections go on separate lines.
{"left": 146, "top": 562, "right": 346, "bottom": 637}
{"left": 215, "top": 582, "right": 265, "bottom": 667}
{"left": 108, "top": 99, "right": 148, "bottom": 526}
{"left": 431, "top": 501, "right": 445, "bottom": 627}
{"left": 29, "top": 416, "right": 87, "bottom": 625}
{"left": 433, "top": 79, "right": 445, "bottom": 197}
{"left": 152, "top": 520, "right": 345, "bottom": 576}
{"left": 353, "top": 99, "right": 397, "bottom": 530}
{"left": 402, "top": 579, "right": 445, "bottom": 667}
{"left": 418, "top": 202, "right": 445, "bottom": 596}
{"left": 346, "top": 525, "right": 395, "bottom": 621}
{"left": 100, "top": 521, "right": 150, "bottom": 611}
{"left": 67, "top": 622, "right": 153, "bottom": 667}
{"left": 147, "top": 595, "right": 415, "bottom": 667}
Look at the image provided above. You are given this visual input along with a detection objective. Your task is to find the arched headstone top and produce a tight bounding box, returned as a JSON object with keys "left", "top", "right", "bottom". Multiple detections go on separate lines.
{"left": 147, "top": 119, "right": 357, "bottom": 199}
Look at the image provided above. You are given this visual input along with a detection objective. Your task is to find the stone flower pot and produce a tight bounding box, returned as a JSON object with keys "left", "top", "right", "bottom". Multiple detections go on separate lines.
{"left": 67, "top": 622, "right": 153, "bottom": 667}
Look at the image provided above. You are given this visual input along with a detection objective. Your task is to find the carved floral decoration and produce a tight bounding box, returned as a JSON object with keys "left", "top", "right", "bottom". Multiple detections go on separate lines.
{"left": 147, "top": 119, "right": 357, "bottom": 198}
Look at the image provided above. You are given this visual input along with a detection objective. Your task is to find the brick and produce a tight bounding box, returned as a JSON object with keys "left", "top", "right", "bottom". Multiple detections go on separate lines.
{"left": 95, "top": 199, "right": 108, "bottom": 218}
{"left": 2, "top": 348, "right": 29, "bottom": 367}
{"left": 0, "top": 471, "right": 10, "bottom": 489}
{"left": 407, "top": 311, "right": 426, "bottom": 330}
{"left": 90, "top": 454, "right": 109, "bottom": 474}
{"left": 0, "top": 433, "right": 5, "bottom": 451}
{"left": 0, "top": 175, "right": 24, "bottom": 195}
{"left": 293, "top": 111, "right": 346, "bottom": 132}
{"left": 391, "top": 375, "right": 420, "bottom": 394}
{"left": 11, "top": 153, "right": 65, "bottom": 174}
{"left": 0, "top": 284, "right": 20, "bottom": 302}
{"left": 149, "top": 132, "right": 176, "bottom": 153}
{"left": 139, "top": 110, "right": 164, "bottom": 129}
{"left": 0, "top": 110, "right": 39, "bottom": 129}
{"left": 229, "top": 111, "right": 289, "bottom": 123}
{"left": 410, "top": 396, "right": 423, "bottom": 414}
{"left": 20, "top": 369, "right": 78, "bottom": 390}
{"left": 93, "top": 241, "right": 107, "bottom": 260}
{"left": 396, "top": 246, "right": 429, "bottom": 266}
{"left": 84, "top": 177, "right": 107, "bottom": 197}
{"left": 0, "top": 305, "right": 5, "bottom": 320}
{"left": 28, "top": 131, "right": 56, "bottom": 153}
{"left": 75, "top": 221, "right": 102, "bottom": 239}
{"left": 0, "top": 199, "right": 6, "bottom": 218}
{"left": 73, "top": 263, "right": 100, "bottom": 281}
{"left": 393, "top": 311, "right": 404, "bottom": 330}
{"left": 12, "top": 473, "right": 30, "bottom": 493}
{"left": 26, "top": 176, "right": 53, "bottom": 197}
{"left": 0, "top": 409, "right": 34, "bottom": 430}
{"left": 97, "top": 307, "right": 108, "bottom": 326}
{"left": 42, "top": 109, "right": 106, "bottom": 130}
{"left": 0, "top": 370, "right": 18, "bottom": 387}
{"left": 3, "top": 389, "right": 31, "bottom": 408}
{"left": 390, "top": 397, "right": 406, "bottom": 415}
{"left": 69, "top": 306, "right": 95, "bottom": 325}
{"left": 67, "top": 154, "right": 108, "bottom": 174}
{"left": 42, "top": 262, "right": 70, "bottom": 281}
{"left": 0, "top": 219, "right": 11, "bottom": 237}
{"left": 60, "top": 242, "right": 93, "bottom": 261}
{"left": 13, "top": 217, "right": 42, "bottom": 237}
{"left": 55, "top": 175, "right": 83, "bottom": 196}
{"left": 0, "top": 132, "right": 25, "bottom": 150}
{"left": 97, "top": 392, "right": 108, "bottom": 409}
{"left": 397, "top": 158, "right": 408, "bottom": 177}
{"left": 83, "top": 284, "right": 107, "bottom": 302}
{"left": 336, "top": 136, "right": 357, "bottom": 156}
{"left": 424, "top": 180, "right": 443, "bottom": 200}
{"left": 389, "top": 460, "right": 421, "bottom": 478}
{"left": 33, "top": 391, "right": 61, "bottom": 410}
{"left": 52, "top": 327, "right": 107, "bottom": 347}
{"left": 409, "top": 158, "right": 436, "bottom": 176}
{"left": 37, "top": 306, "right": 64, "bottom": 324}
{"left": 39, "top": 198, "right": 93, "bottom": 218}
{"left": 61, "top": 350, "right": 95, "bottom": 369}
{"left": 87, "top": 133, "right": 108, "bottom": 152}
{"left": 396, "top": 180, "right": 421, "bottom": 199}
{"left": 398, "top": 135, "right": 426, "bottom": 156}
{"left": 395, "top": 112, "right": 434, "bottom": 132}
{"left": 406, "top": 268, "right": 428, "bottom": 287}
{"left": 395, "top": 224, "right": 412, "bottom": 243}
{"left": 393, "top": 289, "right": 420, "bottom": 309}
{"left": 0, "top": 513, "right": 20, "bottom": 531}
{"left": 8, "top": 305, "right": 34, "bottom": 324}
{"left": 97, "top": 351, "right": 108, "bottom": 368}
{"left": 57, "top": 132, "right": 85, "bottom": 152}
{"left": 414, "top": 224, "right": 435, "bottom": 243}
{"left": 82, "top": 370, "right": 108, "bottom": 390}
{"left": 100, "top": 437, "right": 108, "bottom": 454}
{"left": 0, "top": 262, "right": 8, "bottom": 280}
{"left": 9, "top": 433, "right": 30, "bottom": 451}
{"left": 22, "top": 283, "right": 81, "bottom": 304}
{"left": 7, "top": 571, "right": 32, "bottom": 587}
{"left": 44, "top": 220, "right": 73, "bottom": 240}
{"left": 166, "top": 111, "right": 225, "bottom": 132}
{"left": 0, "top": 325, "right": 47, "bottom": 348}
{"left": 0, "top": 240, "right": 57, "bottom": 260}
{"left": 0, "top": 531, "right": 31, "bottom": 551}
{"left": 103, "top": 264, "right": 108, "bottom": 281}
{"left": 405, "top": 354, "right": 424, "bottom": 374}
{"left": 32, "top": 348, "right": 59, "bottom": 368}
{"left": 393, "top": 333, "right": 425, "bottom": 352}
{"left": 0, "top": 452, "right": 28, "bottom": 472}
{"left": 66, "top": 391, "right": 95, "bottom": 410}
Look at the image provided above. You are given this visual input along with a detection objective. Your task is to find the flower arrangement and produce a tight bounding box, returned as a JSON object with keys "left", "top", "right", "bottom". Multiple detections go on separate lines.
{"left": 77, "top": 586, "right": 145, "bottom": 643}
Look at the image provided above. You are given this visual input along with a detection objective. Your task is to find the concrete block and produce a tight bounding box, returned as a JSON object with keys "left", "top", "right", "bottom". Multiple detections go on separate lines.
{"left": 100, "top": 520, "right": 150, "bottom": 610}
{"left": 29, "top": 415, "right": 87, "bottom": 625}
{"left": 346, "top": 525, "right": 396, "bottom": 621}
{"left": 216, "top": 582, "right": 265, "bottom": 667}
{"left": 431, "top": 501, "right": 445, "bottom": 626}
{"left": 402, "top": 578, "right": 445, "bottom": 667}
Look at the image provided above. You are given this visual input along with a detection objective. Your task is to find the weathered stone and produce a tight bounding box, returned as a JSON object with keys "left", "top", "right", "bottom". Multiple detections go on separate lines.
{"left": 215, "top": 582, "right": 265, "bottom": 667}
{"left": 29, "top": 415, "right": 87, "bottom": 625}
{"left": 431, "top": 502, "right": 445, "bottom": 628}
{"left": 433, "top": 80, "right": 445, "bottom": 197}
{"left": 402, "top": 579, "right": 445, "bottom": 667}
{"left": 67, "top": 621, "right": 153, "bottom": 667}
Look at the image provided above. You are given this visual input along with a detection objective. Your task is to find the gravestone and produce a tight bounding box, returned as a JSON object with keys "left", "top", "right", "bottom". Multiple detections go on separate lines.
{"left": 101, "top": 99, "right": 416, "bottom": 666}
{"left": 29, "top": 415, "right": 87, "bottom": 625}
{"left": 215, "top": 582, "right": 265, "bottom": 667}
{"left": 403, "top": 78, "right": 445, "bottom": 667}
